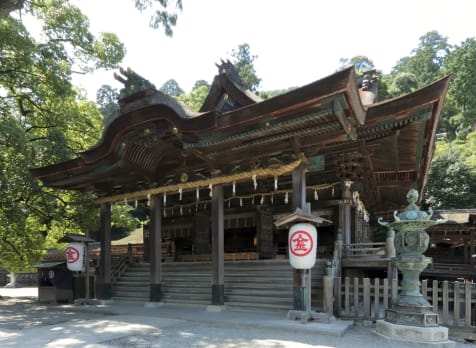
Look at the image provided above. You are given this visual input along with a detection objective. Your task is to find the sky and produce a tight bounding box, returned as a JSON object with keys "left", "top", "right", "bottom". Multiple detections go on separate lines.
{"left": 71, "top": 0, "right": 476, "bottom": 100}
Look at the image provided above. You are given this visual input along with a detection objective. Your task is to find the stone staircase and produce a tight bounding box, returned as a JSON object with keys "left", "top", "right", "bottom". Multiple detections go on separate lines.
{"left": 162, "top": 262, "right": 211, "bottom": 304}
{"left": 112, "top": 260, "right": 326, "bottom": 310}
{"left": 224, "top": 259, "right": 325, "bottom": 310}
{"left": 112, "top": 262, "right": 212, "bottom": 304}
{"left": 112, "top": 263, "right": 149, "bottom": 302}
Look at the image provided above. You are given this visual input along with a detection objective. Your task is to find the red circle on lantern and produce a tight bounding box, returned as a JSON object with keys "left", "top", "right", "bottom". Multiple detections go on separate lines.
{"left": 66, "top": 246, "right": 80, "bottom": 263}
{"left": 290, "top": 230, "right": 314, "bottom": 257}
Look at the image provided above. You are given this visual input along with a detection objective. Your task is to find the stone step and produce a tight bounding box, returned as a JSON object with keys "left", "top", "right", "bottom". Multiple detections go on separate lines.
{"left": 163, "top": 285, "right": 210, "bottom": 291}
{"left": 225, "top": 302, "right": 290, "bottom": 311}
{"left": 115, "top": 281, "right": 150, "bottom": 286}
{"left": 112, "top": 260, "right": 325, "bottom": 309}
{"left": 112, "top": 296, "right": 149, "bottom": 302}
{"left": 113, "top": 290, "right": 149, "bottom": 297}
{"left": 225, "top": 285, "right": 292, "bottom": 293}
{"left": 162, "top": 274, "right": 212, "bottom": 279}
{"left": 224, "top": 296, "right": 292, "bottom": 308}
{"left": 160, "top": 296, "right": 210, "bottom": 305}
{"left": 113, "top": 283, "right": 149, "bottom": 289}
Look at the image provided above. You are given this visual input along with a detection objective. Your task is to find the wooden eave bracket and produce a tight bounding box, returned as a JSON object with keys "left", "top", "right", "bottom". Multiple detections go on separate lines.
{"left": 333, "top": 96, "right": 357, "bottom": 141}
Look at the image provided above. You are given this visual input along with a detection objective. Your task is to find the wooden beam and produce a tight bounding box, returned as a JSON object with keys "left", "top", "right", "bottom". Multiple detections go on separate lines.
{"left": 211, "top": 184, "right": 224, "bottom": 305}
{"left": 359, "top": 141, "right": 381, "bottom": 205}
{"left": 392, "top": 130, "right": 400, "bottom": 172}
{"left": 292, "top": 162, "right": 307, "bottom": 310}
{"left": 415, "top": 120, "right": 426, "bottom": 175}
{"left": 471, "top": 231, "right": 475, "bottom": 267}
{"left": 292, "top": 162, "right": 307, "bottom": 211}
{"left": 119, "top": 158, "right": 157, "bottom": 183}
{"left": 290, "top": 136, "right": 302, "bottom": 155}
{"left": 187, "top": 148, "right": 215, "bottom": 166}
{"left": 149, "top": 194, "right": 162, "bottom": 302}
{"left": 99, "top": 203, "right": 112, "bottom": 300}
{"left": 333, "top": 96, "right": 357, "bottom": 141}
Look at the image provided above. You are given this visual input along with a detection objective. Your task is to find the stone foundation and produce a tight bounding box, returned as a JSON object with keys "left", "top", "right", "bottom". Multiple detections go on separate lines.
{"left": 375, "top": 320, "right": 454, "bottom": 347}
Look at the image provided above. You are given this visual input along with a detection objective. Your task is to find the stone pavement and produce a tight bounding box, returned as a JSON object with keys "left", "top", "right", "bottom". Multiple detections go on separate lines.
{"left": 0, "top": 288, "right": 472, "bottom": 347}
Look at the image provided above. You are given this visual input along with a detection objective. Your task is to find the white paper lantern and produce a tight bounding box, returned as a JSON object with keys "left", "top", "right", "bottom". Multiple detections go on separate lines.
{"left": 66, "top": 242, "right": 85, "bottom": 272}
{"left": 288, "top": 223, "right": 317, "bottom": 269}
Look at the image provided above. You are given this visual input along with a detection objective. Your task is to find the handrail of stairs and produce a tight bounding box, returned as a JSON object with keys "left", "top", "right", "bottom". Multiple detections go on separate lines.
{"left": 111, "top": 255, "right": 129, "bottom": 283}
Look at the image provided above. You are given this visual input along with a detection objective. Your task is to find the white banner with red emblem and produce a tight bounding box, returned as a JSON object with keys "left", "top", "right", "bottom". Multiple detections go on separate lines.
{"left": 288, "top": 223, "right": 317, "bottom": 269}
{"left": 66, "top": 242, "right": 85, "bottom": 271}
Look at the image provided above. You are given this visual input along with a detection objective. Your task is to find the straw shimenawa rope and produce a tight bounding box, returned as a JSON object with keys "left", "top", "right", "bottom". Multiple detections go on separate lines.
{"left": 96, "top": 157, "right": 304, "bottom": 204}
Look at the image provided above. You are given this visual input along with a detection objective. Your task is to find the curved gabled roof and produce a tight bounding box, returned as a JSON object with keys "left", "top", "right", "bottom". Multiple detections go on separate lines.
{"left": 31, "top": 67, "right": 450, "bottom": 214}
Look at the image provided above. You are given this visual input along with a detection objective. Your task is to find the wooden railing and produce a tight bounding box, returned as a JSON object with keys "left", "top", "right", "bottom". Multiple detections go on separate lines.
{"left": 176, "top": 252, "right": 258, "bottom": 262}
{"left": 329, "top": 276, "right": 476, "bottom": 327}
{"left": 424, "top": 263, "right": 476, "bottom": 279}
{"left": 375, "top": 170, "right": 416, "bottom": 184}
{"left": 111, "top": 256, "right": 129, "bottom": 283}
{"left": 342, "top": 242, "right": 387, "bottom": 258}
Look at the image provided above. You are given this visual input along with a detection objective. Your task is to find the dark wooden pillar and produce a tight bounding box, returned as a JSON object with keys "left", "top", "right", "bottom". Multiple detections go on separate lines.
{"left": 292, "top": 163, "right": 307, "bottom": 212}
{"left": 292, "top": 162, "right": 307, "bottom": 310}
{"left": 338, "top": 204, "right": 345, "bottom": 240}
{"left": 211, "top": 185, "right": 224, "bottom": 305}
{"left": 464, "top": 239, "right": 469, "bottom": 265}
{"left": 343, "top": 182, "right": 352, "bottom": 245}
{"left": 257, "top": 208, "right": 274, "bottom": 259}
{"left": 149, "top": 194, "right": 162, "bottom": 302}
{"left": 99, "top": 202, "right": 112, "bottom": 299}
{"left": 339, "top": 181, "right": 352, "bottom": 257}
{"left": 142, "top": 223, "right": 150, "bottom": 262}
{"left": 471, "top": 231, "right": 475, "bottom": 267}
{"left": 194, "top": 213, "right": 210, "bottom": 254}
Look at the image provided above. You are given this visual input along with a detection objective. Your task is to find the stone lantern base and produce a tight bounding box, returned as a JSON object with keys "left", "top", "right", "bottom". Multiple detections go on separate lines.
{"left": 384, "top": 306, "right": 438, "bottom": 327}
{"left": 375, "top": 320, "right": 454, "bottom": 346}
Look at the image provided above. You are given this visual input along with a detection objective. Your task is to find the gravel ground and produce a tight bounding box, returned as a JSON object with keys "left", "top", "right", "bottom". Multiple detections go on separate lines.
{"left": 0, "top": 296, "right": 119, "bottom": 331}
{"left": 0, "top": 289, "right": 474, "bottom": 347}
{"left": 96, "top": 321, "right": 384, "bottom": 348}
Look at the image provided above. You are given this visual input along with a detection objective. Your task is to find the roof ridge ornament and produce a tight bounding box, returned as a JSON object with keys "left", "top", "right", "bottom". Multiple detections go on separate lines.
{"left": 114, "top": 67, "right": 156, "bottom": 99}
{"left": 215, "top": 59, "right": 246, "bottom": 89}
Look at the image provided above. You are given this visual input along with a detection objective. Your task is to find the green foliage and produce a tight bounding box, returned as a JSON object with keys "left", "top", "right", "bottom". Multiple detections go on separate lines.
{"left": 193, "top": 80, "right": 210, "bottom": 90}
{"left": 0, "top": 0, "right": 125, "bottom": 271}
{"left": 134, "top": 0, "right": 183, "bottom": 36}
{"left": 96, "top": 84, "right": 120, "bottom": 124}
{"left": 443, "top": 38, "right": 476, "bottom": 136}
{"left": 258, "top": 87, "right": 297, "bottom": 100}
{"left": 392, "top": 31, "right": 450, "bottom": 87}
{"left": 374, "top": 71, "right": 391, "bottom": 102}
{"left": 111, "top": 204, "right": 142, "bottom": 231}
{"left": 424, "top": 148, "right": 476, "bottom": 209}
{"left": 0, "top": 117, "right": 44, "bottom": 271}
{"left": 229, "top": 43, "right": 261, "bottom": 92}
{"left": 435, "top": 131, "right": 476, "bottom": 175}
{"left": 177, "top": 84, "right": 209, "bottom": 111}
{"left": 389, "top": 72, "right": 418, "bottom": 96}
{"left": 338, "top": 55, "right": 374, "bottom": 73}
{"left": 160, "top": 78, "right": 184, "bottom": 97}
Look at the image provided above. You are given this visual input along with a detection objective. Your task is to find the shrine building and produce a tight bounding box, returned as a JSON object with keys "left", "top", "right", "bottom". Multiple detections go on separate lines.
{"left": 31, "top": 63, "right": 450, "bottom": 310}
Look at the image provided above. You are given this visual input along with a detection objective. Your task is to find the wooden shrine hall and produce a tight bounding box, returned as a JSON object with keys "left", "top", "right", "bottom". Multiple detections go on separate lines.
{"left": 31, "top": 63, "right": 450, "bottom": 309}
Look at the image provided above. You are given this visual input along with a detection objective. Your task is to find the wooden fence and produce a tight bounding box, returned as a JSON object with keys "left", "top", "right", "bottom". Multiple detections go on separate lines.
{"left": 332, "top": 277, "right": 476, "bottom": 327}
